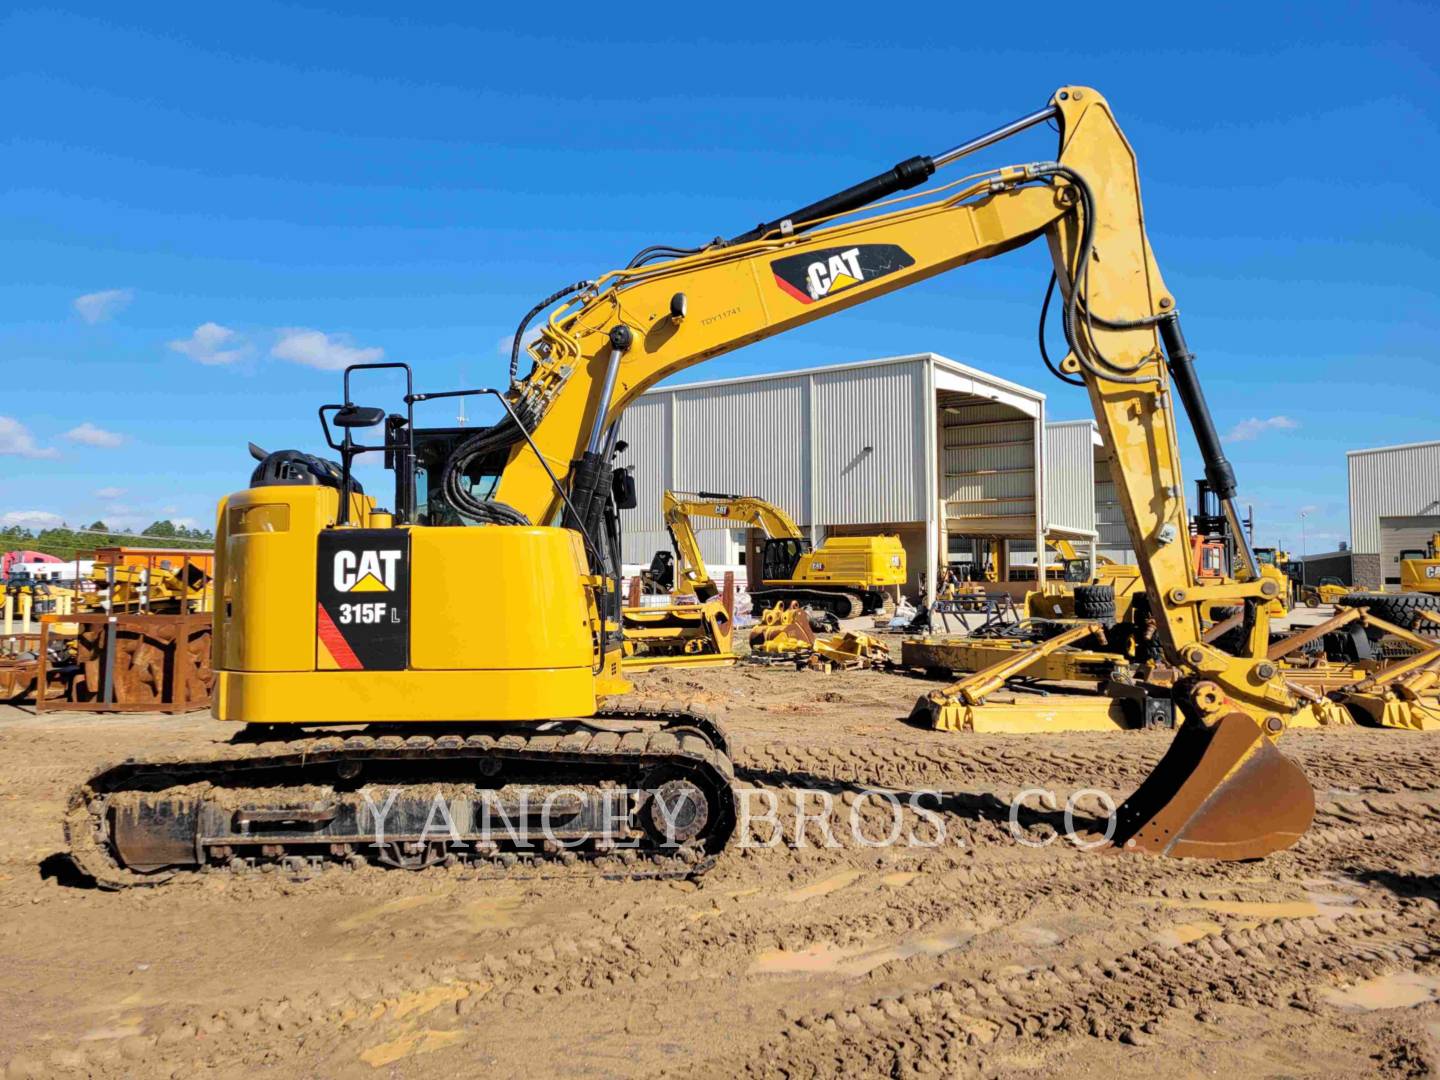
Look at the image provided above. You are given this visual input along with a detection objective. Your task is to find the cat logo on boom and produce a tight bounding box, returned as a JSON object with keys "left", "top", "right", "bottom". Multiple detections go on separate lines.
{"left": 770, "top": 243, "right": 916, "bottom": 305}
{"left": 333, "top": 549, "right": 402, "bottom": 593}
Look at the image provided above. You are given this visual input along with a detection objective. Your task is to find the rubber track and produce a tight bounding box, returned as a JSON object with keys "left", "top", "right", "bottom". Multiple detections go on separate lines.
{"left": 65, "top": 695, "right": 735, "bottom": 890}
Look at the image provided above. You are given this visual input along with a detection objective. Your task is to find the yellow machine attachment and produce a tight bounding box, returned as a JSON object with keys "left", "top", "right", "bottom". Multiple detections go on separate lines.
{"left": 72, "top": 86, "right": 1334, "bottom": 887}
{"left": 1264, "top": 606, "right": 1440, "bottom": 730}
{"left": 913, "top": 623, "right": 1140, "bottom": 733}
{"left": 811, "top": 630, "right": 890, "bottom": 670}
{"left": 661, "top": 490, "right": 905, "bottom": 619}
{"left": 619, "top": 598, "right": 735, "bottom": 671}
{"left": 85, "top": 561, "right": 212, "bottom": 614}
{"left": 749, "top": 601, "right": 817, "bottom": 655}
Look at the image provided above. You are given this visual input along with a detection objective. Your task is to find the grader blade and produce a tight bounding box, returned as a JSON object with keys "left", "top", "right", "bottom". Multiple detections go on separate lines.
{"left": 1111, "top": 712, "right": 1313, "bottom": 860}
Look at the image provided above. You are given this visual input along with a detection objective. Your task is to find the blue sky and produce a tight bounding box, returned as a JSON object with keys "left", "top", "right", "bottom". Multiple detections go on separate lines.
{"left": 3, "top": 2, "right": 1436, "bottom": 554}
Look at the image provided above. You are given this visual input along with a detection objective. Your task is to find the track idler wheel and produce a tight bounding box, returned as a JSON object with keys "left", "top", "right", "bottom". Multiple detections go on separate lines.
{"left": 643, "top": 777, "right": 710, "bottom": 845}
{"left": 1111, "top": 711, "right": 1314, "bottom": 859}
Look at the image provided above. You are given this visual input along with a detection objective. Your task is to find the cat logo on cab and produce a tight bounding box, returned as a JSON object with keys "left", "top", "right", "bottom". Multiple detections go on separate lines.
{"left": 333, "top": 549, "right": 402, "bottom": 592}
{"left": 316, "top": 532, "right": 410, "bottom": 670}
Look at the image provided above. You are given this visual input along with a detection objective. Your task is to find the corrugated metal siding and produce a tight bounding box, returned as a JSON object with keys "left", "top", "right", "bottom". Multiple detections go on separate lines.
{"left": 1348, "top": 442, "right": 1440, "bottom": 554}
{"left": 941, "top": 402, "right": 1035, "bottom": 536}
{"left": 1045, "top": 421, "right": 1097, "bottom": 534}
{"left": 812, "top": 360, "right": 924, "bottom": 525}
{"left": 1379, "top": 515, "right": 1440, "bottom": 585}
{"left": 616, "top": 395, "right": 669, "bottom": 540}
{"left": 672, "top": 377, "right": 810, "bottom": 524}
{"left": 620, "top": 527, "right": 733, "bottom": 569}
{"left": 1093, "top": 452, "right": 1135, "bottom": 562}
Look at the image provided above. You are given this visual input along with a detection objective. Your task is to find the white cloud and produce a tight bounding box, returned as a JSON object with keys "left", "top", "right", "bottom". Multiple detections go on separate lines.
{"left": 0, "top": 416, "right": 59, "bottom": 459}
{"left": 1226, "top": 415, "right": 1299, "bottom": 442}
{"left": 64, "top": 422, "right": 125, "bottom": 448}
{"left": 95, "top": 486, "right": 128, "bottom": 499}
{"left": 169, "top": 322, "right": 253, "bottom": 366}
{"left": 496, "top": 328, "right": 542, "bottom": 358}
{"left": 0, "top": 510, "right": 65, "bottom": 530}
{"left": 73, "top": 288, "right": 135, "bottom": 324}
{"left": 272, "top": 328, "right": 384, "bottom": 371}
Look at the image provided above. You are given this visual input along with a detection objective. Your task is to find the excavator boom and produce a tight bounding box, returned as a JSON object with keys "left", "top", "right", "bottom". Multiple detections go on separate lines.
{"left": 480, "top": 86, "right": 1314, "bottom": 859}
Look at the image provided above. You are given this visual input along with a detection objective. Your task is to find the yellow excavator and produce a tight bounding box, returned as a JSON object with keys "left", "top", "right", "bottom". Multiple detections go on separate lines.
{"left": 1400, "top": 533, "right": 1440, "bottom": 596}
{"left": 659, "top": 490, "right": 906, "bottom": 618}
{"left": 69, "top": 85, "right": 1325, "bottom": 886}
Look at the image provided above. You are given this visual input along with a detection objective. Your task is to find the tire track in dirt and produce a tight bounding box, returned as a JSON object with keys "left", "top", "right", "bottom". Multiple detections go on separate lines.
{"left": 735, "top": 733, "right": 1440, "bottom": 801}
{"left": 681, "top": 901, "right": 1440, "bottom": 1078}
{"left": 63, "top": 814, "right": 1421, "bottom": 1079}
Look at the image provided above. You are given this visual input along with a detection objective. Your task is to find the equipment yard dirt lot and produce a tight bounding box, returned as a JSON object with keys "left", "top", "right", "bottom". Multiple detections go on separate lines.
{"left": 2, "top": 659, "right": 1439, "bottom": 1079}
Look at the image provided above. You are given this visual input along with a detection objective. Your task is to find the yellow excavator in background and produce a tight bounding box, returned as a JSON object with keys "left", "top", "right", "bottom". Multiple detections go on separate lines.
{"left": 69, "top": 85, "right": 1327, "bottom": 887}
{"left": 1400, "top": 533, "right": 1440, "bottom": 596}
{"left": 659, "top": 490, "right": 906, "bottom": 619}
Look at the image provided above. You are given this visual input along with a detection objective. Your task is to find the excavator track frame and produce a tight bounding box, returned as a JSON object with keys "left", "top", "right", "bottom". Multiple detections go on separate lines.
{"left": 66, "top": 698, "right": 736, "bottom": 890}
{"left": 748, "top": 586, "right": 871, "bottom": 621}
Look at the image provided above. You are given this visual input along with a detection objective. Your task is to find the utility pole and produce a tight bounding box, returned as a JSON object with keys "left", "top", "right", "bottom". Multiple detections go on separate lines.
{"left": 1299, "top": 511, "right": 1308, "bottom": 592}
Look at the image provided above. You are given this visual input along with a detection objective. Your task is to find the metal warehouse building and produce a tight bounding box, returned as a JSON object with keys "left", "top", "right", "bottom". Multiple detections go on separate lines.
{"left": 615, "top": 353, "right": 1102, "bottom": 602}
{"left": 1348, "top": 439, "right": 1440, "bottom": 590}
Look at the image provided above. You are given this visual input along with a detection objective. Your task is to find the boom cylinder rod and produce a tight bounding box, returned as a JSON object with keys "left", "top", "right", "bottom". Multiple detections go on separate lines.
{"left": 728, "top": 103, "right": 1058, "bottom": 245}
{"left": 932, "top": 104, "right": 1060, "bottom": 167}
{"left": 586, "top": 326, "right": 632, "bottom": 455}
{"left": 1156, "top": 313, "right": 1260, "bottom": 579}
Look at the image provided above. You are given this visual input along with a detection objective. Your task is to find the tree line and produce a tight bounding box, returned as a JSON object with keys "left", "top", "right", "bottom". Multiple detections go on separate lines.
{"left": 1, "top": 520, "right": 215, "bottom": 562}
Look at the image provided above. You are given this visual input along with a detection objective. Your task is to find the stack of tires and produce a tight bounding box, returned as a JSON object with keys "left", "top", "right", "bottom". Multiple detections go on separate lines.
{"left": 1335, "top": 592, "right": 1440, "bottom": 657}
{"left": 1073, "top": 584, "right": 1116, "bottom": 623}
{"left": 1335, "top": 592, "right": 1440, "bottom": 635}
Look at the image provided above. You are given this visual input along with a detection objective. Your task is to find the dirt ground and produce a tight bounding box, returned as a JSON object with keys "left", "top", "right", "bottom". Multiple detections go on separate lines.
{"left": 2, "top": 652, "right": 1438, "bottom": 1078}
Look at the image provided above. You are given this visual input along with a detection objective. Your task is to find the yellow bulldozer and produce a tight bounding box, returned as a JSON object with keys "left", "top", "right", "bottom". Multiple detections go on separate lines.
{"left": 68, "top": 85, "right": 1340, "bottom": 887}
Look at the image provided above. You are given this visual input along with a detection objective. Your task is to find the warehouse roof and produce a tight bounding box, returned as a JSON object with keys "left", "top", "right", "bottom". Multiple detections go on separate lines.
{"left": 643, "top": 352, "right": 1045, "bottom": 418}
{"left": 1346, "top": 438, "right": 1440, "bottom": 457}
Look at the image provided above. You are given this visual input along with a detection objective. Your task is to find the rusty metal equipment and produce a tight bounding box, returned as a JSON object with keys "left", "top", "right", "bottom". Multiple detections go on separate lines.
{"left": 0, "top": 632, "right": 71, "bottom": 703}
{"left": 36, "top": 612, "right": 213, "bottom": 713}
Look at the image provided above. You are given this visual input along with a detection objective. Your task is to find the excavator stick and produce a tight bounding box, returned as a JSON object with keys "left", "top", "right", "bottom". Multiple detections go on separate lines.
{"left": 1110, "top": 712, "right": 1315, "bottom": 859}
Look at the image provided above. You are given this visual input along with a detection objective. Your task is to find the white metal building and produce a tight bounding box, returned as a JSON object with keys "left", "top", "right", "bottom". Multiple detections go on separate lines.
{"left": 1347, "top": 439, "right": 1440, "bottom": 590}
{"left": 615, "top": 353, "right": 1100, "bottom": 601}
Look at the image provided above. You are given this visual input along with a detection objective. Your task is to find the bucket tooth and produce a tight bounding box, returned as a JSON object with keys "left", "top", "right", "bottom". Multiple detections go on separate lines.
{"left": 1111, "top": 712, "right": 1313, "bottom": 860}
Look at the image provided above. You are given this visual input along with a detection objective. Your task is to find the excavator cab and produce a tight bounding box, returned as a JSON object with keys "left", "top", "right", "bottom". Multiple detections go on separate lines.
{"left": 761, "top": 537, "right": 811, "bottom": 581}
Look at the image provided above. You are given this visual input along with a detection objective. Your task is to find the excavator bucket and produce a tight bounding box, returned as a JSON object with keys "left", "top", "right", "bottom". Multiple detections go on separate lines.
{"left": 1111, "top": 712, "right": 1314, "bottom": 860}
